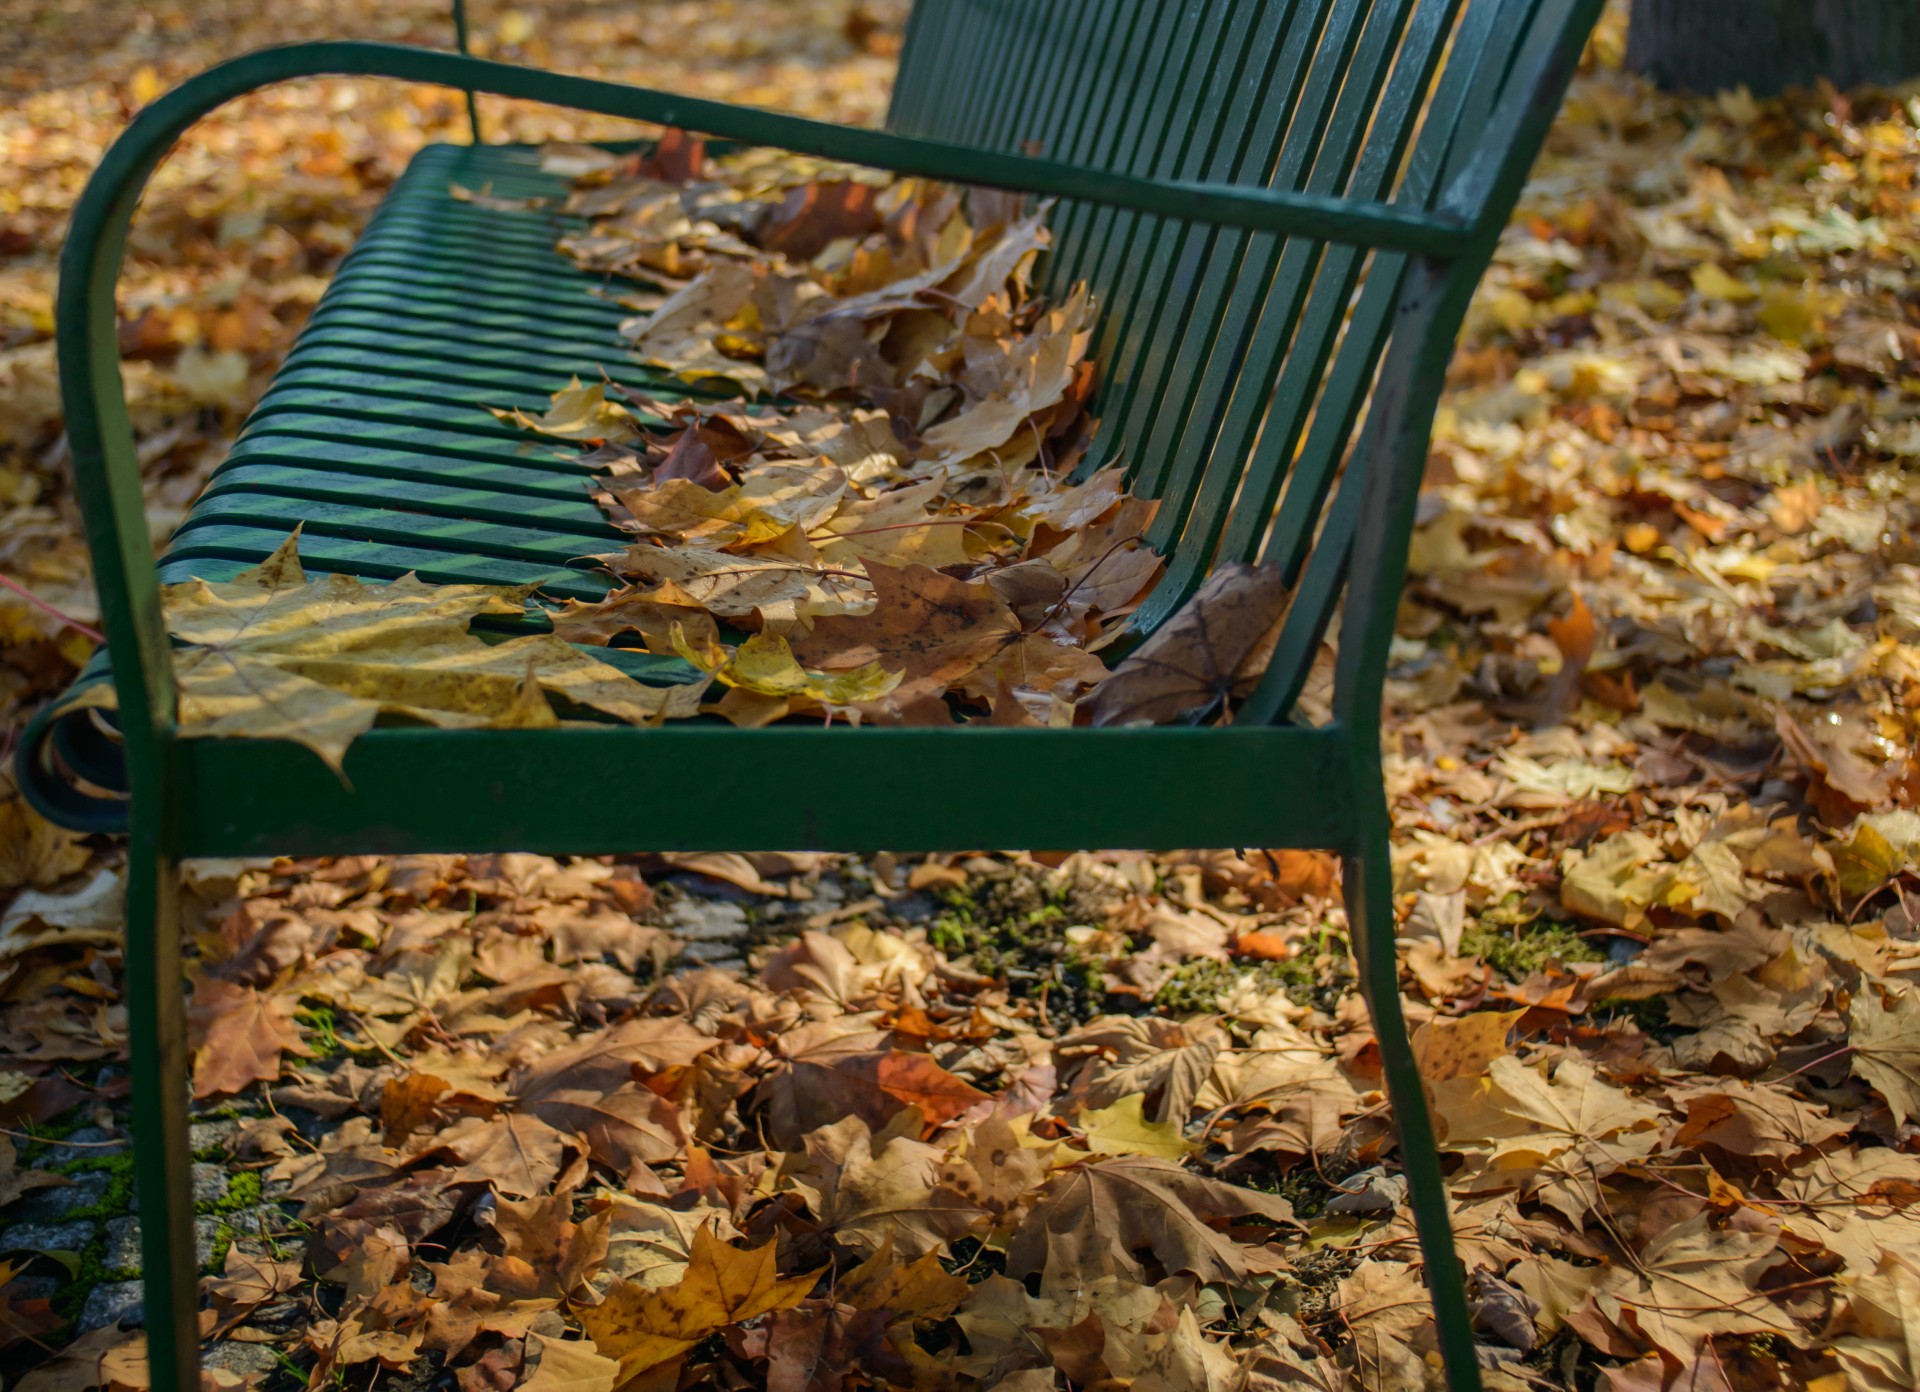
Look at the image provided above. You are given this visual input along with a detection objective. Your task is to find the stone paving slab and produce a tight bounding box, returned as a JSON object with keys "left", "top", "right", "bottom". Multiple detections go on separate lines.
{"left": 79, "top": 1280, "right": 143, "bottom": 1332}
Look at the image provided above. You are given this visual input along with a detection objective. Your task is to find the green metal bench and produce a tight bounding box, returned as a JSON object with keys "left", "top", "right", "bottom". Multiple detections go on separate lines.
{"left": 33, "top": 1, "right": 1601, "bottom": 1387}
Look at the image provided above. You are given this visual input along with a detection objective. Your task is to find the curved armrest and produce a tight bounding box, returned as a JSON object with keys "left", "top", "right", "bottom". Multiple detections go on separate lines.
{"left": 59, "top": 40, "right": 1472, "bottom": 745}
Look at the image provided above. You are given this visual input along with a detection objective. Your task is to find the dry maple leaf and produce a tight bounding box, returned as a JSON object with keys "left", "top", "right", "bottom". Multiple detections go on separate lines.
{"left": 1567, "top": 1215, "right": 1796, "bottom": 1365}
{"left": 0, "top": 1136, "right": 68, "bottom": 1208}
{"left": 13, "top": 1323, "right": 155, "bottom": 1392}
{"left": 419, "top": 1247, "right": 561, "bottom": 1358}
{"left": 791, "top": 560, "right": 1021, "bottom": 716}
{"left": 1004, "top": 1154, "right": 1293, "bottom": 1287}
{"left": 187, "top": 977, "right": 312, "bottom": 1099}
{"left": 833, "top": 1235, "right": 971, "bottom": 1320}
{"left": 1085, "top": 562, "right": 1291, "bottom": 727}
{"left": 516, "top": 1335, "right": 620, "bottom": 1392}
{"left": 791, "top": 1114, "right": 984, "bottom": 1257}
{"left": 1670, "top": 1079, "right": 1851, "bottom": 1170}
{"left": 206, "top": 1246, "right": 304, "bottom": 1338}
{"left": 66, "top": 533, "right": 707, "bottom": 770}
{"left": 1072, "top": 1094, "right": 1193, "bottom": 1161}
{"left": 579, "top": 1224, "right": 822, "bottom": 1378}
{"left": 487, "top": 1189, "right": 612, "bottom": 1302}
{"left": 1849, "top": 987, "right": 1920, "bottom": 1125}
{"left": 607, "top": 463, "right": 848, "bottom": 550}
{"left": 1338, "top": 1260, "right": 1439, "bottom": 1389}
{"left": 612, "top": 545, "right": 872, "bottom": 626}
{"left": 762, "top": 1024, "right": 990, "bottom": 1146}
{"left": 435, "top": 1112, "right": 574, "bottom": 1199}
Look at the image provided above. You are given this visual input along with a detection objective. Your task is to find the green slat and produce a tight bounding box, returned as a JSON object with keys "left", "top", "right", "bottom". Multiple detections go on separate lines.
{"left": 160, "top": 522, "right": 609, "bottom": 600}
{"left": 180, "top": 492, "right": 616, "bottom": 566}
{"left": 305, "top": 301, "right": 631, "bottom": 354}
{"left": 1012, "top": 0, "right": 1099, "bottom": 164}
{"left": 313, "top": 274, "right": 630, "bottom": 331}
{"left": 1078, "top": 1, "right": 1277, "bottom": 395}
{"left": 250, "top": 375, "right": 562, "bottom": 434}
{"left": 289, "top": 321, "right": 635, "bottom": 383}
{"left": 204, "top": 463, "right": 613, "bottom": 534}
{"left": 1234, "top": 0, "right": 1519, "bottom": 575}
{"left": 229, "top": 427, "right": 593, "bottom": 488}
{"left": 1123, "top": 0, "right": 1377, "bottom": 507}
{"left": 278, "top": 341, "right": 646, "bottom": 400}
{"left": 1056, "top": 1, "right": 1204, "bottom": 298}
{"left": 173, "top": 723, "right": 1353, "bottom": 859}
{"left": 1144, "top": 0, "right": 1448, "bottom": 565}
{"left": 1043, "top": 0, "right": 1157, "bottom": 284}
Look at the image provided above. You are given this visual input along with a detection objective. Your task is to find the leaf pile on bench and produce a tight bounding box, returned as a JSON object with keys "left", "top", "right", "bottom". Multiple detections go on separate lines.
{"left": 118, "top": 140, "right": 1295, "bottom": 760}
{"left": 501, "top": 136, "right": 1289, "bottom": 728}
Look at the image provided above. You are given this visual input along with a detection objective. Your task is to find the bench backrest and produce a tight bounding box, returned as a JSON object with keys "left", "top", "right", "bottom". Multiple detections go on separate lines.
{"left": 889, "top": 0, "right": 1591, "bottom": 717}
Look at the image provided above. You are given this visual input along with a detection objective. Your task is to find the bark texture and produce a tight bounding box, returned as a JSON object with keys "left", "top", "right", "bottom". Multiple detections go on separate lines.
{"left": 1628, "top": 0, "right": 1920, "bottom": 94}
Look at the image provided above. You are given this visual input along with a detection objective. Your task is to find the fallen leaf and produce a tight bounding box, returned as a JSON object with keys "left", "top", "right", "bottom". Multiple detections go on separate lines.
{"left": 1085, "top": 563, "right": 1290, "bottom": 727}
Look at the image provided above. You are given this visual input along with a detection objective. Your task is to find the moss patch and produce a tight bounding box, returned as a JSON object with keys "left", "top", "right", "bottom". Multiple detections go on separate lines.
{"left": 1460, "top": 897, "right": 1606, "bottom": 980}
{"left": 294, "top": 1003, "right": 343, "bottom": 1060}
{"left": 1153, "top": 937, "right": 1355, "bottom": 1017}
{"left": 55, "top": 1148, "right": 136, "bottom": 1220}
{"left": 48, "top": 1235, "right": 111, "bottom": 1327}
{"left": 928, "top": 867, "right": 1115, "bottom": 1026}
{"left": 207, "top": 1168, "right": 262, "bottom": 1216}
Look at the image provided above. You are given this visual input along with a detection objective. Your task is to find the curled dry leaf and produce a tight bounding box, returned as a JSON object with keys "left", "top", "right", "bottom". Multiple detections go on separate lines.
{"left": 1084, "top": 562, "right": 1291, "bottom": 727}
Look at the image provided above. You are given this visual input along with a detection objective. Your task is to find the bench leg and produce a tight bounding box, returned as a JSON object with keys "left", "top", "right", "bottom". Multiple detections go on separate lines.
{"left": 124, "top": 817, "right": 201, "bottom": 1392}
{"left": 1345, "top": 826, "right": 1483, "bottom": 1392}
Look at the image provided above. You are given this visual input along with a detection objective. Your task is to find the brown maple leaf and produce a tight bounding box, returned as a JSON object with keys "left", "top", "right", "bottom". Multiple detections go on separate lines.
{"left": 1084, "top": 561, "right": 1291, "bottom": 727}
{"left": 1003, "top": 1154, "right": 1294, "bottom": 1286}
{"left": 187, "top": 977, "right": 312, "bottom": 1099}
{"left": 791, "top": 561, "right": 1020, "bottom": 716}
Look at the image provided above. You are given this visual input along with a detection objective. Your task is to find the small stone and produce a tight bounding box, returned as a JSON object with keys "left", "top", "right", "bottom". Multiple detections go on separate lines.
{"left": 0, "top": 1220, "right": 94, "bottom": 1254}
{"left": 221, "top": 1204, "right": 296, "bottom": 1257}
{"left": 79, "top": 1279, "right": 144, "bottom": 1331}
{"left": 678, "top": 942, "right": 745, "bottom": 972}
{"left": 887, "top": 891, "right": 937, "bottom": 923}
{"left": 664, "top": 897, "right": 750, "bottom": 943}
{"left": 5, "top": 1172, "right": 108, "bottom": 1222}
{"left": 202, "top": 1340, "right": 283, "bottom": 1376}
{"left": 43, "top": 1127, "right": 126, "bottom": 1166}
{"left": 244, "top": 1299, "right": 303, "bottom": 1336}
{"left": 1324, "top": 1168, "right": 1407, "bottom": 1216}
{"left": 663, "top": 872, "right": 757, "bottom": 903}
{"left": 128, "top": 1162, "right": 227, "bottom": 1212}
{"left": 190, "top": 1119, "right": 240, "bottom": 1154}
{"left": 103, "top": 1214, "right": 222, "bottom": 1274}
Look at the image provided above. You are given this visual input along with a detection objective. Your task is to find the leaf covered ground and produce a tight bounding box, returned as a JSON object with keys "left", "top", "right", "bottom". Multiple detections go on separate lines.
{"left": 4, "top": 3, "right": 1920, "bottom": 1391}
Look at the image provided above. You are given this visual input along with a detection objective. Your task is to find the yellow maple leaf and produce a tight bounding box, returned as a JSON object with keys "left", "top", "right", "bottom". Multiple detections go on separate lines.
{"left": 578, "top": 1225, "right": 821, "bottom": 1377}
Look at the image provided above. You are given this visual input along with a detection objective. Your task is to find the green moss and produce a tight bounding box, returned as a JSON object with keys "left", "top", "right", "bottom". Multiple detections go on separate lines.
{"left": 1460, "top": 899, "right": 1605, "bottom": 980}
{"left": 1153, "top": 938, "right": 1353, "bottom": 1017}
{"left": 12, "top": 1107, "right": 88, "bottom": 1167}
{"left": 57, "top": 1147, "right": 137, "bottom": 1219}
{"left": 207, "top": 1168, "right": 262, "bottom": 1216}
{"left": 207, "top": 1222, "right": 235, "bottom": 1271}
{"left": 294, "top": 1003, "right": 343, "bottom": 1059}
{"left": 1154, "top": 959, "right": 1254, "bottom": 1015}
{"left": 927, "top": 868, "right": 1115, "bottom": 1026}
{"left": 1265, "top": 1167, "right": 1341, "bottom": 1221}
{"left": 1592, "top": 992, "right": 1675, "bottom": 1038}
{"left": 49, "top": 1235, "right": 111, "bottom": 1327}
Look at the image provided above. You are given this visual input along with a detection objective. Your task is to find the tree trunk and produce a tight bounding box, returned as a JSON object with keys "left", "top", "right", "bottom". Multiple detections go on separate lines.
{"left": 1628, "top": 0, "right": 1920, "bottom": 94}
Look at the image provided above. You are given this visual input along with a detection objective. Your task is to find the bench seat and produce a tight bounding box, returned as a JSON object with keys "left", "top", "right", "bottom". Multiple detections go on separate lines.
{"left": 168, "top": 141, "right": 670, "bottom": 599}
